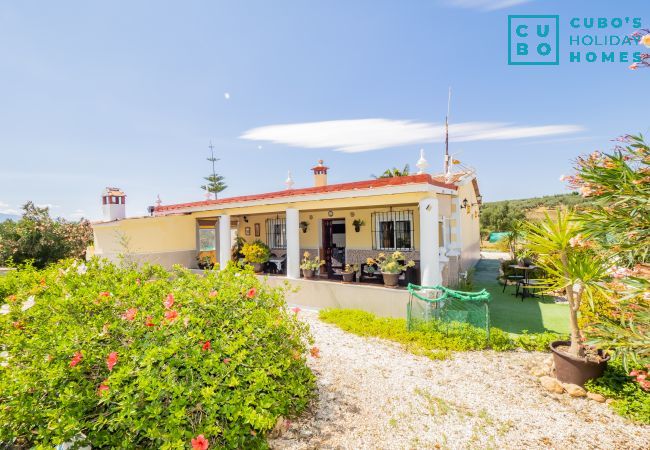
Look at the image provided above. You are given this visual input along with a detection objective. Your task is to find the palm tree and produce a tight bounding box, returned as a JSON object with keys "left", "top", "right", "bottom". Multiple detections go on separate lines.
{"left": 371, "top": 164, "right": 410, "bottom": 179}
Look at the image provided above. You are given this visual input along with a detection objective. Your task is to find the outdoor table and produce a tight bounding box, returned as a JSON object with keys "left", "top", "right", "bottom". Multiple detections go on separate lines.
{"left": 508, "top": 265, "right": 538, "bottom": 299}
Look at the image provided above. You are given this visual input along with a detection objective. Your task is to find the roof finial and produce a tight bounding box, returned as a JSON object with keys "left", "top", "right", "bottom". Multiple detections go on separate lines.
{"left": 416, "top": 148, "right": 428, "bottom": 174}
{"left": 155, "top": 195, "right": 162, "bottom": 207}
{"left": 285, "top": 170, "right": 295, "bottom": 190}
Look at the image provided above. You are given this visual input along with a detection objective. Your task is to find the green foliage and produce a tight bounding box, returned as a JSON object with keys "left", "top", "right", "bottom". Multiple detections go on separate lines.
{"left": 0, "top": 260, "right": 315, "bottom": 448}
{"left": 570, "top": 134, "right": 649, "bottom": 266}
{"left": 564, "top": 134, "right": 649, "bottom": 370}
{"left": 585, "top": 361, "right": 650, "bottom": 424}
{"left": 372, "top": 164, "right": 410, "bottom": 179}
{"left": 318, "top": 309, "right": 562, "bottom": 357}
{"left": 241, "top": 242, "right": 270, "bottom": 264}
{"left": 0, "top": 202, "right": 93, "bottom": 268}
{"left": 523, "top": 210, "right": 608, "bottom": 355}
{"left": 480, "top": 201, "right": 526, "bottom": 236}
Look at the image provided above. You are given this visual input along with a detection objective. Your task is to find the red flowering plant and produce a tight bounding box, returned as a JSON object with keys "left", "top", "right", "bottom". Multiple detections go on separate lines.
{"left": 0, "top": 259, "right": 315, "bottom": 448}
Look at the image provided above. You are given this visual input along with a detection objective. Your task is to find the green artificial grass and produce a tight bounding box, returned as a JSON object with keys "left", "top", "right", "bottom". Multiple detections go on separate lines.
{"left": 473, "top": 258, "right": 570, "bottom": 336}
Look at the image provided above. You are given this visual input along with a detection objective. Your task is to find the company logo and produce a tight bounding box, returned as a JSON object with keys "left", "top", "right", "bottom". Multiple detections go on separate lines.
{"left": 508, "top": 15, "right": 560, "bottom": 65}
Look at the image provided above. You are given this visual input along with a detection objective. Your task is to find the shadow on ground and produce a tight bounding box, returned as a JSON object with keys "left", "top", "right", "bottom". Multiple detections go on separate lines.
{"left": 473, "top": 258, "right": 569, "bottom": 335}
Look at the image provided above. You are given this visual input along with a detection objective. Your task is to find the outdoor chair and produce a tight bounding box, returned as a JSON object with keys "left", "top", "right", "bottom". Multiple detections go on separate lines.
{"left": 502, "top": 274, "right": 524, "bottom": 293}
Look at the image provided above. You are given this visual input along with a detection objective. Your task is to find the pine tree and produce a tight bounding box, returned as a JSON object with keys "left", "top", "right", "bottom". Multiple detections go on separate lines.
{"left": 201, "top": 142, "right": 227, "bottom": 198}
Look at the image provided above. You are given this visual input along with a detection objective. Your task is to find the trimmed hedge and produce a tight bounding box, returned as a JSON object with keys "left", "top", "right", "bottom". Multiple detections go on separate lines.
{"left": 0, "top": 260, "right": 315, "bottom": 448}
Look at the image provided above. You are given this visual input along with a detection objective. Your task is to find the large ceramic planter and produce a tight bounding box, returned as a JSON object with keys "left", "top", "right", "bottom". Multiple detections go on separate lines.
{"left": 252, "top": 262, "right": 264, "bottom": 274}
{"left": 550, "top": 340, "right": 609, "bottom": 387}
{"left": 302, "top": 269, "right": 315, "bottom": 279}
{"left": 341, "top": 272, "right": 355, "bottom": 283}
{"left": 382, "top": 272, "right": 400, "bottom": 288}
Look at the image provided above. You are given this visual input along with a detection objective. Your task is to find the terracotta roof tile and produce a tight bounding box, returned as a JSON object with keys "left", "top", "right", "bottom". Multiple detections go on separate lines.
{"left": 154, "top": 174, "right": 457, "bottom": 214}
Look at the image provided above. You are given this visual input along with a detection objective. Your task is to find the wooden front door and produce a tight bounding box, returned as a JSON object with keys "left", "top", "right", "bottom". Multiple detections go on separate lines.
{"left": 322, "top": 218, "right": 346, "bottom": 278}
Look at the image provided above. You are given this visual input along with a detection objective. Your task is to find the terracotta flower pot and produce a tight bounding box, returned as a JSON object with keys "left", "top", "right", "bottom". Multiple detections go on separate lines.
{"left": 341, "top": 272, "right": 354, "bottom": 283}
{"left": 382, "top": 272, "right": 400, "bottom": 288}
{"left": 302, "top": 269, "right": 315, "bottom": 279}
{"left": 550, "top": 340, "right": 609, "bottom": 387}
{"left": 252, "top": 262, "right": 264, "bottom": 274}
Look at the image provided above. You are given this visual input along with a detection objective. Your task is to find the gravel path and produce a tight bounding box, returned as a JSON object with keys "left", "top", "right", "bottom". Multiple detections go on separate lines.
{"left": 269, "top": 310, "right": 650, "bottom": 450}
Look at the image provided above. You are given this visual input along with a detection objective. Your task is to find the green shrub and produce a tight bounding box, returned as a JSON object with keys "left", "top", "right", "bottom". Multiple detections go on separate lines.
{"left": 0, "top": 202, "right": 93, "bottom": 268}
{"left": 585, "top": 360, "right": 650, "bottom": 424}
{"left": 0, "top": 259, "right": 315, "bottom": 448}
{"left": 318, "top": 309, "right": 562, "bottom": 356}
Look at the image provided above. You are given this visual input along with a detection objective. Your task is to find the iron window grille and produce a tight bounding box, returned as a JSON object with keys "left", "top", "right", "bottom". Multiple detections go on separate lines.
{"left": 266, "top": 218, "right": 286, "bottom": 249}
{"left": 371, "top": 210, "right": 414, "bottom": 251}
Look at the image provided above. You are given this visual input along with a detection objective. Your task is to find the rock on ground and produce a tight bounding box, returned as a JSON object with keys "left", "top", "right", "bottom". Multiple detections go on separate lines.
{"left": 269, "top": 310, "right": 650, "bottom": 450}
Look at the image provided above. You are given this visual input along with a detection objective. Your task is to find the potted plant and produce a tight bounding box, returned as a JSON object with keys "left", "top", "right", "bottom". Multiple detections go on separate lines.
{"left": 341, "top": 264, "right": 359, "bottom": 283}
{"left": 367, "top": 251, "right": 415, "bottom": 288}
{"left": 352, "top": 219, "right": 365, "bottom": 232}
{"left": 524, "top": 210, "right": 610, "bottom": 386}
{"left": 299, "top": 221, "right": 309, "bottom": 233}
{"left": 196, "top": 254, "right": 215, "bottom": 270}
{"left": 241, "top": 241, "right": 271, "bottom": 273}
{"left": 300, "top": 251, "right": 324, "bottom": 279}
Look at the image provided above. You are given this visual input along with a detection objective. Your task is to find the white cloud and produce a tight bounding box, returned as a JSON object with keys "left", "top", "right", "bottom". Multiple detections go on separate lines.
{"left": 445, "top": 0, "right": 531, "bottom": 11}
{"left": 0, "top": 208, "right": 20, "bottom": 215}
{"left": 224, "top": 92, "right": 230, "bottom": 100}
{"left": 36, "top": 203, "right": 60, "bottom": 209}
{"left": 241, "top": 119, "right": 585, "bottom": 153}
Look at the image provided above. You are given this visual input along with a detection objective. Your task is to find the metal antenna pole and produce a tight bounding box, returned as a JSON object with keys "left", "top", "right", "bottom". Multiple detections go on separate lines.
{"left": 444, "top": 87, "right": 451, "bottom": 174}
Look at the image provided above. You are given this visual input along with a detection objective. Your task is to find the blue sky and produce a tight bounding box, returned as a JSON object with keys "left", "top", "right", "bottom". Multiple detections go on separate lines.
{"left": 0, "top": 0, "right": 648, "bottom": 220}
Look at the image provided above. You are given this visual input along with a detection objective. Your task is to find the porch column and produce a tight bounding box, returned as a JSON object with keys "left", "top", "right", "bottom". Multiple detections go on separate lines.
{"left": 218, "top": 214, "right": 230, "bottom": 270}
{"left": 285, "top": 208, "right": 300, "bottom": 279}
{"left": 419, "top": 197, "right": 442, "bottom": 286}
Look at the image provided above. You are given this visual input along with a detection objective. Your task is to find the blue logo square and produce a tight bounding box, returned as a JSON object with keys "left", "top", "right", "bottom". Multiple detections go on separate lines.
{"left": 508, "top": 15, "right": 559, "bottom": 65}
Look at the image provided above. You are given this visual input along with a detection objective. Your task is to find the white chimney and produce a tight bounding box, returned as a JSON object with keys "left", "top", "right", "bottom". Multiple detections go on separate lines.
{"left": 102, "top": 187, "right": 126, "bottom": 221}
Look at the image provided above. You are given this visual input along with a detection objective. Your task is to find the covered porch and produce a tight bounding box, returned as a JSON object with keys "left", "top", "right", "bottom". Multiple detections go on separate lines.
{"left": 197, "top": 196, "right": 448, "bottom": 287}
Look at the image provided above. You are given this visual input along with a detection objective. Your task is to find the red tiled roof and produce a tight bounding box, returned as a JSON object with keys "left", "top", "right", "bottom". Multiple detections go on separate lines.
{"left": 154, "top": 174, "right": 457, "bottom": 214}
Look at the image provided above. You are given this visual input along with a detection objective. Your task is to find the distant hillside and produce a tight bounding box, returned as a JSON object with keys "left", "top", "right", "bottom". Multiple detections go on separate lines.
{"left": 480, "top": 192, "right": 594, "bottom": 234}
{"left": 484, "top": 192, "right": 592, "bottom": 211}
{"left": 0, "top": 213, "right": 19, "bottom": 222}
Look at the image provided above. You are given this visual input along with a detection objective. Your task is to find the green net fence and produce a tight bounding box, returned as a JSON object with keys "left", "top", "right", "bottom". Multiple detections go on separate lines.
{"left": 407, "top": 283, "right": 492, "bottom": 338}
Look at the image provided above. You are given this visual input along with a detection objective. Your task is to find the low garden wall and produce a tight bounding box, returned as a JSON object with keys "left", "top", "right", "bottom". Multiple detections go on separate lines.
{"left": 260, "top": 276, "right": 410, "bottom": 319}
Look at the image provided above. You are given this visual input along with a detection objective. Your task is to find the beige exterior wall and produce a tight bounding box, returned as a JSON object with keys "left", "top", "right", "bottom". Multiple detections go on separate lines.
{"left": 457, "top": 182, "right": 481, "bottom": 271}
{"left": 90, "top": 187, "right": 482, "bottom": 279}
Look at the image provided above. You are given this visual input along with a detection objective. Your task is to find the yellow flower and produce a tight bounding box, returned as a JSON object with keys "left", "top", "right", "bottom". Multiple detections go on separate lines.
{"left": 303, "top": 251, "right": 310, "bottom": 258}
{"left": 641, "top": 34, "right": 650, "bottom": 48}
{"left": 377, "top": 253, "right": 386, "bottom": 259}
{"left": 366, "top": 258, "right": 376, "bottom": 265}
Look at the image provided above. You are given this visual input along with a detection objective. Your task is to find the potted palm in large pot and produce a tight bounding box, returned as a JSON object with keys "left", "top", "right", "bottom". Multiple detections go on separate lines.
{"left": 524, "top": 210, "right": 610, "bottom": 386}
{"left": 241, "top": 241, "right": 271, "bottom": 274}
{"left": 368, "top": 251, "right": 415, "bottom": 288}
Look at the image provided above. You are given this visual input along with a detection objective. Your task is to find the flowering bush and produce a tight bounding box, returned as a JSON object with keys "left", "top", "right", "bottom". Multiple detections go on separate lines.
{"left": 560, "top": 134, "right": 649, "bottom": 376}
{"left": 240, "top": 241, "right": 270, "bottom": 264}
{"left": 0, "top": 202, "right": 93, "bottom": 268}
{"left": 367, "top": 252, "right": 415, "bottom": 274}
{"left": 0, "top": 259, "right": 315, "bottom": 448}
{"left": 629, "top": 28, "right": 650, "bottom": 70}
{"left": 299, "top": 252, "right": 324, "bottom": 271}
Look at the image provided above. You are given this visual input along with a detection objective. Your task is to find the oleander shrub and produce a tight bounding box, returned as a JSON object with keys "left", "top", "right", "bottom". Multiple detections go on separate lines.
{"left": 0, "top": 259, "right": 315, "bottom": 449}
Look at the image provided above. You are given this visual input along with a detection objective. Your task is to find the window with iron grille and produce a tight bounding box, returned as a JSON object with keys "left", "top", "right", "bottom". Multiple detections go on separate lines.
{"left": 371, "top": 210, "right": 414, "bottom": 250}
{"left": 266, "top": 218, "right": 286, "bottom": 249}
